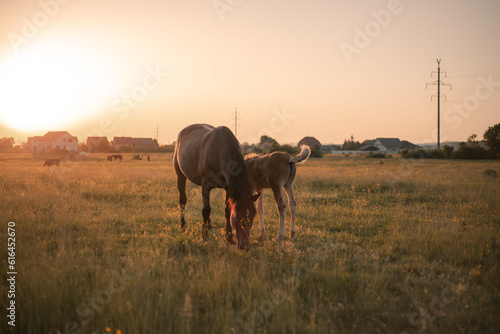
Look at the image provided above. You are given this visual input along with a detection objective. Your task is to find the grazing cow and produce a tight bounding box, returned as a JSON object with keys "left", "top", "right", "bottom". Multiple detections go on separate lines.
{"left": 174, "top": 124, "right": 260, "bottom": 250}
{"left": 43, "top": 158, "right": 60, "bottom": 167}
{"left": 245, "top": 146, "right": 311, "bottom": 239}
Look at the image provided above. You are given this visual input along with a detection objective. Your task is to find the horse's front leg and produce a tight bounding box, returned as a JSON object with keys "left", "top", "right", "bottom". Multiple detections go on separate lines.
{"left": 201, "top": 183, "right": 213, "bottom": 240}
{"left": 225, "top": 191, "right": 235, "bottom": 244}
{"left": 257, "top": 189, "right": 265, "bottom": 236}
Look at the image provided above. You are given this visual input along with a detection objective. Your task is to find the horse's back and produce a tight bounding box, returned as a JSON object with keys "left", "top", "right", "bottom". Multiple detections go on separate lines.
{"left": 174, "top": 124, "right": 215, "bottom": 185}
{"left": 245, "top": 152, "right": 292, "bottom": 190}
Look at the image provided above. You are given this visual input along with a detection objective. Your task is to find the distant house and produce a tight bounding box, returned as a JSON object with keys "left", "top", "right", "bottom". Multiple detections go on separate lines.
{"left": 399, "top": 140, "right": 418, "bottom": 150}
{"left": 112, "top": 137, "right": 157, "bottom": 150}
{"left": 374, "top": 138, "right": 402, "bottom": 151}
{"left": 358, "top": 144, "right": 379, "bottom": 151}
{"left": 86, "top": 137, "right": 109, "bottom": 152}
{"left": 298, "top": 136, "right": 321, "bottom": 147}
{"left": 366, "top": 138, "right": 418, "bottom": 152}
{"left": 320, "top": 144, "right": 337, "bottom": 153}
{"left": 28, "top": 131, "right": 78, "bottom": 153}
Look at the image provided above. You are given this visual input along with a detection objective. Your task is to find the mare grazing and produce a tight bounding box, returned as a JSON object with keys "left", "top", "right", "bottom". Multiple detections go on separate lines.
{"left": 173, "top": 124, "right": 260, "bottom": 250}
{"left": 43, "top": 158, "right": 60, "bottom": 167}
{"left": 107, "top": 155, "right": 123, "bottom": 161}
{"left": 245, "top": 145, "right": 311, "bottom": 239}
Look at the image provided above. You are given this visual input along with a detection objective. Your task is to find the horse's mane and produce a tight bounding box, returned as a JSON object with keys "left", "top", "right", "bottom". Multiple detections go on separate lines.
{"left": 219, "top": 127, "right": 252, "bottom": 201}
{"left": 244, "top": 153, "right": 260, "bottom": 161}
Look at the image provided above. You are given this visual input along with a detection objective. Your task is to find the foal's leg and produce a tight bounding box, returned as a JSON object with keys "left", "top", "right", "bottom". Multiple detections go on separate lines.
{"left": 176, "top": 173, "right": 188, "bottom": 229}
{"left": 201, "top": 184, "right": 213, "bottom": 240}
{"left": 225, "top": 191, "right": 235, "bottom": 244}
{"left": 257, "top": 189, "right": 265, "bottom": 236}
{"left": 272, "top": 185, "right": 286, "bottom": 240}
{"left": 284, "top": 183, "right": 297, "bottom": 238}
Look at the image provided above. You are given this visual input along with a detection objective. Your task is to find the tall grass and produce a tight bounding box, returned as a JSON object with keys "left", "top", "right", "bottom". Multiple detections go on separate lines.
{"left": 0, "top": 153, "right": 499, "bottom": 333}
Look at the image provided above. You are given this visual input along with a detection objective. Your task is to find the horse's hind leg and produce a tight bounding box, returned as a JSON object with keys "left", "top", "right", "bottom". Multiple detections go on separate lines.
{"left": 284, "top": 183, "right": 297, "bottom": 238}
{"left": 176, "top": 173, "right": 188, "bottom": 229}
{"left": 201, "top": 184, "right": 213, "bottom": 240}
{"left": 272, "top": 185, "right": 286, "bottom": 240}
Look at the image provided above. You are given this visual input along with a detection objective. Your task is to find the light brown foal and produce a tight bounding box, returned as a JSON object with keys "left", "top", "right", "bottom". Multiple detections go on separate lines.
{"left": 245, "top": 146, "right": 311, "bottom": 239}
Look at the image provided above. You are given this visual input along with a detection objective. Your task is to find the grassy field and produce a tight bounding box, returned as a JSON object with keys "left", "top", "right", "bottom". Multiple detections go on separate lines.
{"left": 1, "top": 152, "right": 499, "bottom": 333}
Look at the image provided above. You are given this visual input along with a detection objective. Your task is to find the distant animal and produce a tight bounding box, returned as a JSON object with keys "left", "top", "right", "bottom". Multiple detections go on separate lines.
{"left": 245, "top": 145, "right": 311, "bottom": 239}
{"left": 483, "top": 169, "right": 497, "bottom": 177}
{"left": 107, "top": 155, "right": 123, "bottom": 161}
{"left": 43, "top": 158, "right": 60, "bottom": 167}
{"left": 173, "top": 124, "right": 260, "bottom": 250}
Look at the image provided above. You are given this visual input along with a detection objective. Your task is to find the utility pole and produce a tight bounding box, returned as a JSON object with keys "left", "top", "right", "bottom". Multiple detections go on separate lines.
{"left": 230, "top": 107, "right": 241, "bottom": 139}
{"left": 426, "top": 59, "right": 451, "bottom": 148}
{"left": 234, "top": 108, "right": 238, "bottom": 138}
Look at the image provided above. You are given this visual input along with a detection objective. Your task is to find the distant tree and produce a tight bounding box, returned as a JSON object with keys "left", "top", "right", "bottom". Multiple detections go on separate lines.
{"left": 119, "top": 145, "right": 132, "bottom": 153}
{"left": 310, "top": 144, "right": 323, "bottom": 158}
{"left": 454, "top": 134, "right": 490, "bottom": 159}
{"left": 341, "top": 135, "right": 362, "bottom": 151}
{"left": 78, "top": 143, "right": 88, "bottom": 152}
{"left": 0, "top": 137, "right": 14, "bottom": 151}
{"left": 268, "top": 141, "right": 281, "bottom": 153}
{"left": 96, "top": 140, "right": 110, "bottom": 152}
{"left": 259, "top": 135, "right": 276, "bottom": 145}
{"left": 442, "top": 145, "right": 454, "bottom": 159}
{"left": 483, "top": 123, "right": 500, "bottom": 156}
{"left": 280, "top": 144, "right": 299, "bottom": 155}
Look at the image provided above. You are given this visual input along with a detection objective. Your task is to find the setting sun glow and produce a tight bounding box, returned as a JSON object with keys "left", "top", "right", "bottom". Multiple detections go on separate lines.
{"left": 0, "top": 44, "right": 117, "bottom": 132}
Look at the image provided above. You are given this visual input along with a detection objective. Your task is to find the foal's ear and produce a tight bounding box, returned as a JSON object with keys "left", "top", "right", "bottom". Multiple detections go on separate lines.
{"left": 251, "top": 192, "right": 261, "bottom": 202}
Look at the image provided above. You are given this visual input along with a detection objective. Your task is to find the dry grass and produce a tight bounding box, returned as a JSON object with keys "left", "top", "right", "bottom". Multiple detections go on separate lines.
{"left": 0, "top": 153, "right": 499, "bottom": 333}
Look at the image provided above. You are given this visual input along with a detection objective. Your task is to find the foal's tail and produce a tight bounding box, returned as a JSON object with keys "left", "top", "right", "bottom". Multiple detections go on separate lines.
{"left": 286, "top": 145, "right": 310, "bottom": 185}
{"left": 289, "top": 145, "right": 311, "bottom": 164}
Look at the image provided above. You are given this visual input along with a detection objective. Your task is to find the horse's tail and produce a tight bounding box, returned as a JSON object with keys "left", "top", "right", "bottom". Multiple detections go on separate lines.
{"left": 286, "top": 145, "right": 310, "bottom": 184}
{"left": 289, "top": 145, "right": 311, "bottom": 164}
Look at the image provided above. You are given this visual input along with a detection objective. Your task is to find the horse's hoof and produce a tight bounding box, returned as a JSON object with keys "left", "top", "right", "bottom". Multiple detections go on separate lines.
{"left": 226, "top": 236, "right": 235, "bottom": 245}
{"left": 290, "top": 231, "right": 295, "bottom": 239}
{"left": 274, "top": 235, "right": 284, "bottom": 242}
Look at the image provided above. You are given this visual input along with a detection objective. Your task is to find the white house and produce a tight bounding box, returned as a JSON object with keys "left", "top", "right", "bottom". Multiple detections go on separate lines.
{"left": 28, "top": 131, "right": 78, "bottom": 153}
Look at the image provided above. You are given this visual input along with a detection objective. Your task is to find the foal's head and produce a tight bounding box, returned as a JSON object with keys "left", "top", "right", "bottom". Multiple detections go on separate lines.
{"left": 228, "top": 193, "right": 260, "bottom": 250}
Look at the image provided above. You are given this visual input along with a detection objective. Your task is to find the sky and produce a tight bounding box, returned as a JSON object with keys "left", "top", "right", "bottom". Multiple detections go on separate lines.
{"left": 0, "top": 0, "right": 499, "bottom": 146}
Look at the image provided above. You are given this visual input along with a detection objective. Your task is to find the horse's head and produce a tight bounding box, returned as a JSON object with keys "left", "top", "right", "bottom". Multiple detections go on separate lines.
{"left": 229, "top": 193, "right": 260, "bottom": 250}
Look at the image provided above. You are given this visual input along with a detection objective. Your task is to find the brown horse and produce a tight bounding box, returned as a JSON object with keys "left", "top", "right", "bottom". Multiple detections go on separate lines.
{"left": 245, "top": 145, "right": 310, "bottom": 239}
{"left": 174, "top": 124, "right": 260, "bottom": 250}
{"left": 43, "top": 158, "right": 60, "bottom": 167}
{"left": 107, "top": 155, "right": 123, "bottom": 161}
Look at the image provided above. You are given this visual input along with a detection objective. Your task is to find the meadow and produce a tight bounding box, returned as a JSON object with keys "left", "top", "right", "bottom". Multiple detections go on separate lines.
{"left": 0, "top": 152, "right": 499, "bottom": 333}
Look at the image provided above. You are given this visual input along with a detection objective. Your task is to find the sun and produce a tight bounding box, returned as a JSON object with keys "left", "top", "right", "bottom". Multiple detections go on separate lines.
{"left": 0, "top": 43, "right": 120, "bottom": 132}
